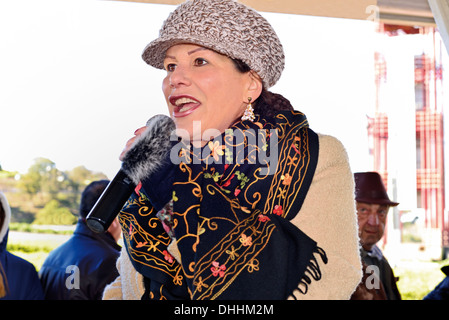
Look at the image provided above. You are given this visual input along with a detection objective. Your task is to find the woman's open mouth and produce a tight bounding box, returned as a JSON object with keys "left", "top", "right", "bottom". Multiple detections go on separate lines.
{"left": 170, "top": 96, "right": 201, "bottom": 118}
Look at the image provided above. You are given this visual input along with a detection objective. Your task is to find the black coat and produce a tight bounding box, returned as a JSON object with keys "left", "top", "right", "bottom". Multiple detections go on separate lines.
{"left": 360, "top": 247, "right": 402, "bottom": 300}
{"left": 39, "top": 221, "right": 121, "bottom": 300}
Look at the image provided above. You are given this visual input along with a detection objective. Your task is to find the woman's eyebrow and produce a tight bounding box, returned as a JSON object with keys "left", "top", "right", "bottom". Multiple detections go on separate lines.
{"left": 188, "top": 47, "right": 208, "bottom": 55}
{"left": 164, "top": 47, "right": 208, "bottom": 60}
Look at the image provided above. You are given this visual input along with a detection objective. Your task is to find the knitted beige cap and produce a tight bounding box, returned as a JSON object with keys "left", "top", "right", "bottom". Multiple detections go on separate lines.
{"left": 142, "top": 0, "right": 285, "bottom": 88}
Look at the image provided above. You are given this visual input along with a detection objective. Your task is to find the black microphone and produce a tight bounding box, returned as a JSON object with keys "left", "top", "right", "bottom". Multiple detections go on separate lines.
{"left": 86, "top": 114, "right": 176, "bottom": 233}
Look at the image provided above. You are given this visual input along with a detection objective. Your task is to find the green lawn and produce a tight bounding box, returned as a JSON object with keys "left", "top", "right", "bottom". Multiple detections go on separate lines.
{"left": 7, "top": 239, "right": 63, "bottom": 272}
{"left": 7, "top": 228, "right": 72, "bottom": 272}
{"left": 394, "top": 259, "right": 448, "bottom": 300}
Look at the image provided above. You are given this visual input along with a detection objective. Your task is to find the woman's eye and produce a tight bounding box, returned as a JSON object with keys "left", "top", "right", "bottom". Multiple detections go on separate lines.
{"left": 165, "top": 63, "right": 176, "bottom": 72}
{"left": 194, "top": 58, "right": 208, "bottom": 66}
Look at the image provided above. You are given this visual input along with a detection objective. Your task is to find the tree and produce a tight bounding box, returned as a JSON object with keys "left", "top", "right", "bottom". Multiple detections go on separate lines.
{"left": 62, "top": 166, "right": 108, "bottom": 215}
{"left": 14, "top": 158, "right": 109, "bottom": 222}
{"left": 34, "top": 199, "right": 77, "bottom": 225}
{"left": 64, "top": 165, "right": 107, "bottom": 196}
{"left": 17, "top": 157, "right": 64, "bottom": 200}
{"left": 17, "top": 167, "right": 42, "bottom": 197}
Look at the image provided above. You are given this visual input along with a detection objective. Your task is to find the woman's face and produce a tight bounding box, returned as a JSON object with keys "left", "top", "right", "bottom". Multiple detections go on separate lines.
{"left": 162, "top": 44, "right": 255, "bottom": 144}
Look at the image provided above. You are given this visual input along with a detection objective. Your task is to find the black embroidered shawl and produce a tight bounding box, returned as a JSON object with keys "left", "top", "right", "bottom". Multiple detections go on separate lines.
{"left": 118, "top": 110, "right": 327, "bottom": 300}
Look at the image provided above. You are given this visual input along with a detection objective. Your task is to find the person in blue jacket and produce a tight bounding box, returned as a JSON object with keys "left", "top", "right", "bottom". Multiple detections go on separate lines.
{"left": 0, "top": 192, "right": 44, "bottom": 300}
{"left": 39, "top": 180, "right": 121, "bottom": 299}
{"left": 423, "top": 265, "right": 449, "bottom": 300}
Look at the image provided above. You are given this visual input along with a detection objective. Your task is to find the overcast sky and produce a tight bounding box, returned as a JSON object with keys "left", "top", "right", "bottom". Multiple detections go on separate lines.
{"left": 0, "top": 0, "right": 377, "bottom": 179}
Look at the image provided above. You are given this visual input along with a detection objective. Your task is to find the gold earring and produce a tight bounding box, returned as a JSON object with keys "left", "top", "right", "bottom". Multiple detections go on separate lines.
{"left": 241, "top": 97, "right": 255, "bottom": 122}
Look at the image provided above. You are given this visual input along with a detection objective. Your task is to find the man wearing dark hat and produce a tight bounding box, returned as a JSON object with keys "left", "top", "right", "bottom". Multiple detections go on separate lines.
{"left": 353, "top": 172, "right": 401, "bottom": 300}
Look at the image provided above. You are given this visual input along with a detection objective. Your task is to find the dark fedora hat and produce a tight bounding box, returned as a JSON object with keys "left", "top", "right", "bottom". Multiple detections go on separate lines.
{"left": 354, "top": 172, "right": 399, "bottom": 207}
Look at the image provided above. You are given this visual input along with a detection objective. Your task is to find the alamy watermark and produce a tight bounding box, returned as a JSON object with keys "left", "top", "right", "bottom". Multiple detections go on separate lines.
{"left": 366, "top": 5, "right": 380, "bottom": 23}
{"left": 65, "top": 265, "right": 80, "bottom": 290}
{"left": 364, "top": 264, "right": 381, "bottom": 290}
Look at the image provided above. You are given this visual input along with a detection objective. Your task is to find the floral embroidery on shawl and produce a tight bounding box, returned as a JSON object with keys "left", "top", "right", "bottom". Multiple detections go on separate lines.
{"left": 119, "top": 110, "right": 327, "bottom": 300}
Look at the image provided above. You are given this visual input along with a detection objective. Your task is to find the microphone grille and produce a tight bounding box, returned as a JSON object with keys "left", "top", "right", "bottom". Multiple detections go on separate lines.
{"left": 146, "top": 114, "right": 175, "bottom": 131}
{"left": 121, "top": 114, "right": 176, "bottom": 184}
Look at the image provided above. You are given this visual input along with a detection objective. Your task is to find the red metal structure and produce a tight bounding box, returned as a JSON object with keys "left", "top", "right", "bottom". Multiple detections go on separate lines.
{"left": 370, "top": 24, "right": 448, "bottom": 257}
{"left": 415, "top": 51, "right": 445, "bottom": 230}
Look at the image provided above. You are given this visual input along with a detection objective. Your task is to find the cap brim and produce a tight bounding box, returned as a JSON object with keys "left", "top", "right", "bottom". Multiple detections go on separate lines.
{"left": 355, "top": 197, "right": 399, "bottom": 207}
{"left": 142, "top": 35, "right": 243, "bottom": 70}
